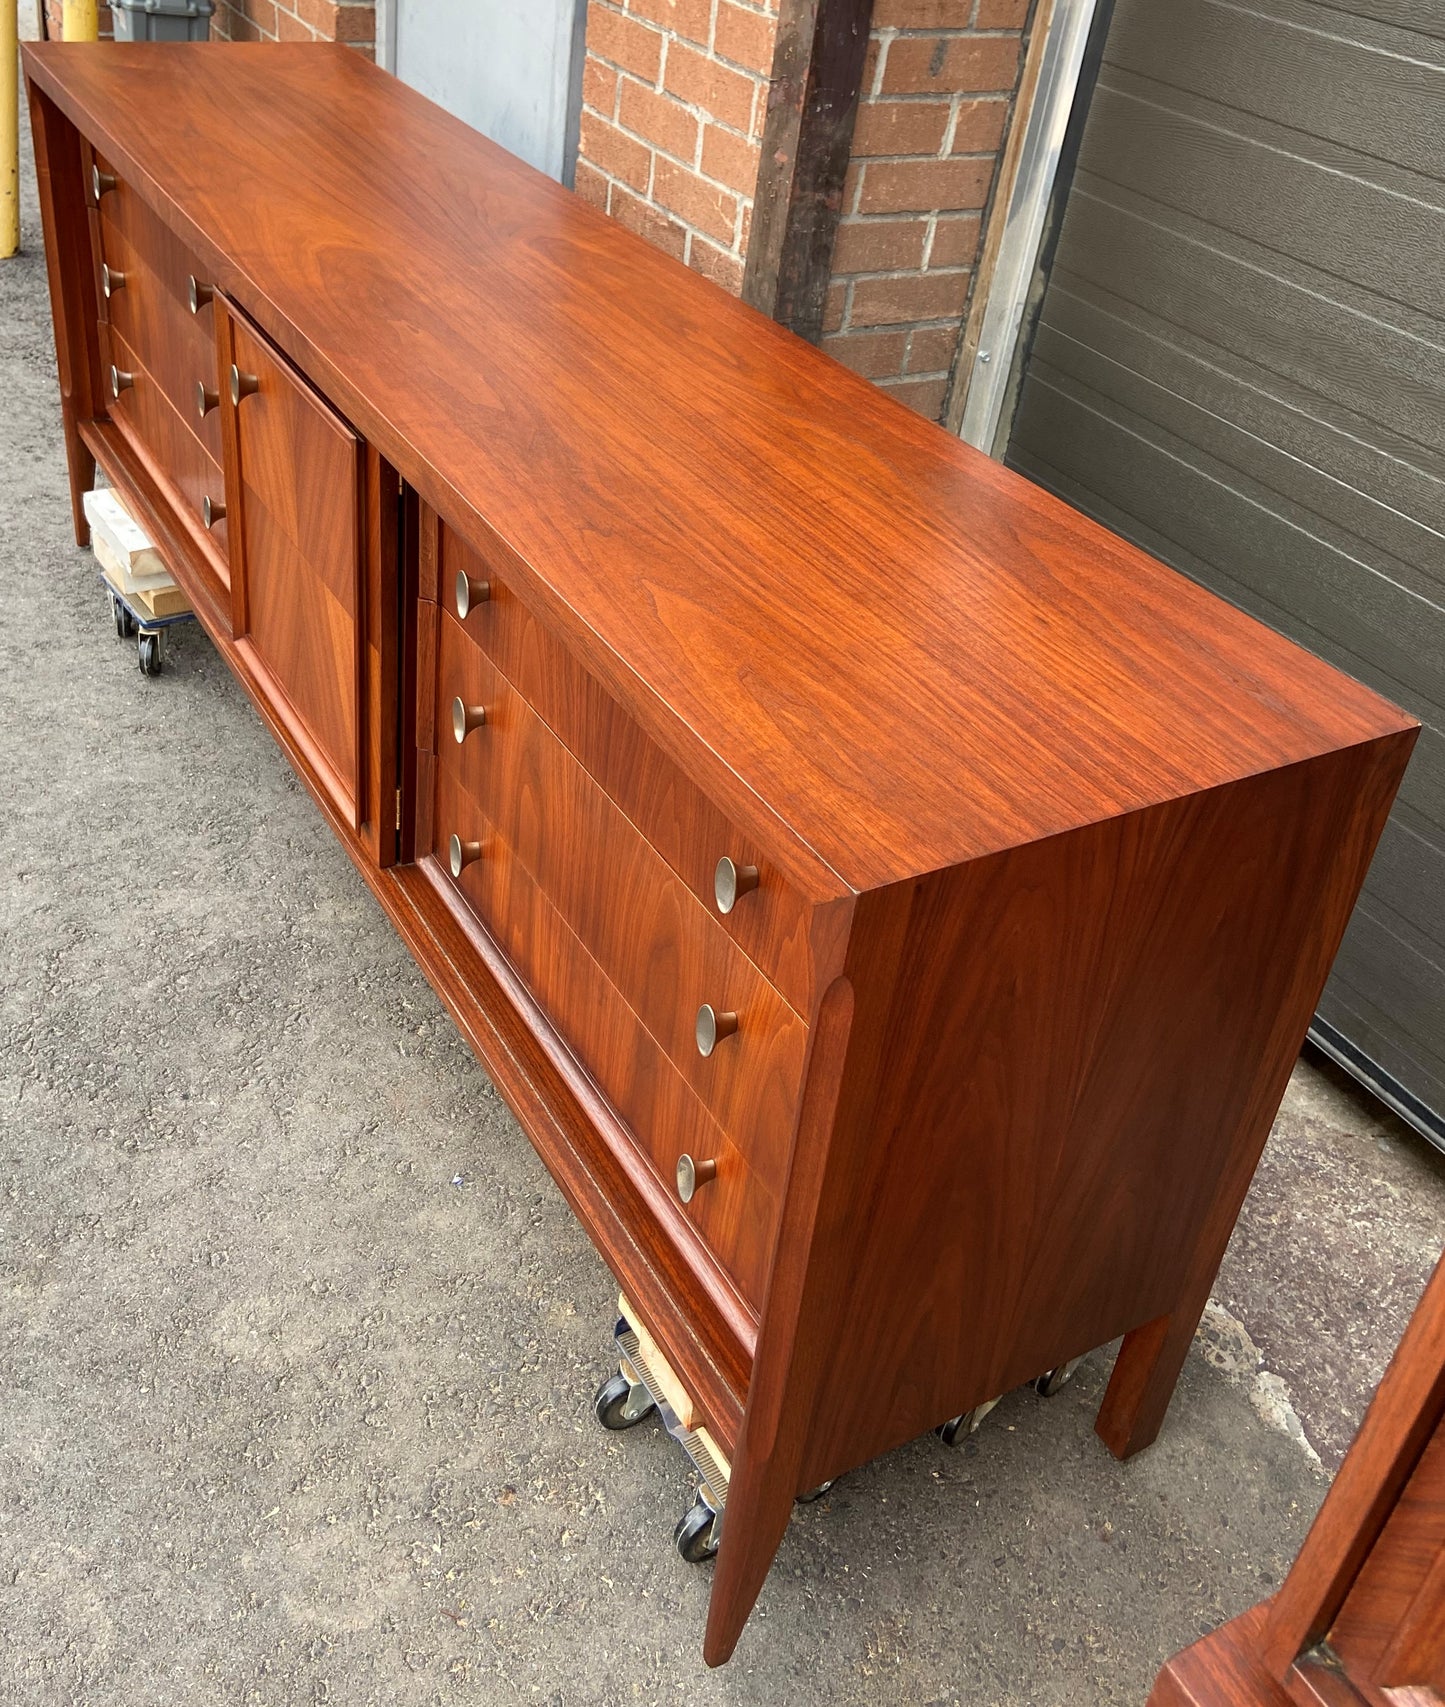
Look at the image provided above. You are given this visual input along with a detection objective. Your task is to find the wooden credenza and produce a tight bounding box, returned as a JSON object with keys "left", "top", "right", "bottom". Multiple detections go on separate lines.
{"left": 1151, "top": 1249, "right": 1445, "bottom": 1706}
{"left": 24, "top": 42, "right": 1419, "bottom": 1667}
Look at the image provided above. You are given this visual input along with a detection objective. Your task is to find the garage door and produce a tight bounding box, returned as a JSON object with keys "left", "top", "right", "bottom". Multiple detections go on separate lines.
{"left": 1006, "top": 0, "right": 1445, "bottom": 1145}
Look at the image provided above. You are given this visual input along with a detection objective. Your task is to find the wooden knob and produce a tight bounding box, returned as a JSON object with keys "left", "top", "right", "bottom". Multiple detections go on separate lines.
{"left": 230, "top": 364, "right": 260, "bottom": 406}
{"left": 452, "top": 696, "right": 488, "bottom": 743}
{"left": 202, "top": 495, "right": 225, "bottom": 530}
{"left": 695, "top": 1005, "right": 738, "bottom": 1057}
{"left": 449, "top": 834, "right": 483, "bottom": 878}
{"left": 196, "top": 382, "right": 220, "bottom": 419}
{"left": 454, "top": 569, "right": 491, "bottom": 620}
{"left": 101, "top": 263, "right": 125, "bottom": 299}
{"left": 110, "top": 365, "right": 134, "bottom": 398}
{"left": 714, "top": 857, "right": 759, "bottom": 915}
{"left": 92, "top": 165, "right": 116, "bottom": 202}
{"left": 676, "top": 1153, "right": 717, "bottom": 1204}
{"left": 188, "top": 275, "right": 213, "bottom": 314}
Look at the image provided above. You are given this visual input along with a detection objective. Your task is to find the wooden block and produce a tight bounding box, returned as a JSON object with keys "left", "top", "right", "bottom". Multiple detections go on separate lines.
{"left": 83, "top": 484, "right": 171, "bottom": 586}
{"left": 621, "top": 1293, "right": 697, "bottom": 1431}
{"left": 135, "top": 582, "right": 191, "bottom": 618}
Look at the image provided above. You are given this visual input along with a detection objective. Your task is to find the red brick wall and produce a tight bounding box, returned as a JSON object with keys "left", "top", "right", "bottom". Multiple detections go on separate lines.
{"left": 211, "top": 0, "right": 374, "bottom": 50}
{"left": 821, "top": 0, "right": 1027, "bottom": 419}
{"left": 573, "top": 1, "right": 780, "bottom": 294}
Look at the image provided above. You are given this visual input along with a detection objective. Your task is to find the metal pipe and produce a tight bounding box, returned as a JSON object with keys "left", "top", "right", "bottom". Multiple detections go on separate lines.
{"left": 1, "top": 0, "right": 17, "bottom": 260}
{"left": 62, "top": 0, "right": 98, "bottom": 40}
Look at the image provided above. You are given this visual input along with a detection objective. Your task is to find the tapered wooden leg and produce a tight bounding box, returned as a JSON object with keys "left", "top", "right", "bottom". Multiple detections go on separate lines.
{"left": 62, "top": 406, "right": 96, "bottom": 546}
{"left": 28, "top": 81, "right": 103, "bottom": 549}
{"left": 1096, "top": 1306, "right": 1202, "bottom": 1460}
{"left": 702, "top": 1460, "right": 802, "bottom": 1667}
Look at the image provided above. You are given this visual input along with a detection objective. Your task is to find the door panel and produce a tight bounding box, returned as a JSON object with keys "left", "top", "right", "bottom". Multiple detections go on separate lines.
{"left": 392, "top": 0, "right": 586, "bottom": 183}
{"left": 223, "top": 305, "right": 364, "bottom": 830}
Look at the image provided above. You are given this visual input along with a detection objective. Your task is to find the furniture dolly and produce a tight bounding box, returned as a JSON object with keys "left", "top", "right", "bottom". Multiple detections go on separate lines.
{"left": 25, "top": 42, "right": 1418, "bottom": 1664}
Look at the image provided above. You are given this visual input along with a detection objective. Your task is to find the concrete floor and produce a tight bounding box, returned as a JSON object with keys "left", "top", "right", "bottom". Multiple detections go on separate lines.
{"left": 3, "top": 105, "right": 1444, "bottom": 1706}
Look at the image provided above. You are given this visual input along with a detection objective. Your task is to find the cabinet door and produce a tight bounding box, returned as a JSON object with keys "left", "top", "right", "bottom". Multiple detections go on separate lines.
{"left": 221, "top": 306, "right": 364, "bottom": 830}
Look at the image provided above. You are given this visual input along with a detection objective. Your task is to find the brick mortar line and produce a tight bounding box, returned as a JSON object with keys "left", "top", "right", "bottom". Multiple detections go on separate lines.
{"left": 584, "top": 90, "right": 763, "bottom": 220}
{"left": 854, "top": 148, "right": 1013, "bottom": 162}
{"left": 838, "top": 211, "right": 984, "bottom": 222}
{"left": 832, "top": 264, "right": 971, "bottom": 280}
{"left": 826, "top": 316, "right": 970, "bottom": 335}
{"left": 611, "top": 68, "right": 764, "bottom": 144}
{"left": 869, "top": 26, "right": 1024, "bottom": 39}
{"left": 856, "top": 91, "right": 1010, "bottom": 102}
{"left": 581, "top": 161, "right": 749, "bottom": 261}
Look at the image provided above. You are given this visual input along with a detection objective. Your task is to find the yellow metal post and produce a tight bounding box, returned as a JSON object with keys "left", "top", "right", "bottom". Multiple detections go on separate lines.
{"left": 1, "top": 0, "right": 18, "bottom": 260}
{"left": 62, "top": 0, "right": 99, "bottom": 40}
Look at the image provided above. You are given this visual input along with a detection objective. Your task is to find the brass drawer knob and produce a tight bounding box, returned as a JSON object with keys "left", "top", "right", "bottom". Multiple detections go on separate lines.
{"left": 188, "top": 275, "right": 213, "bottom": 314}
{"left": 449, "top": 834, "right": 483, "bottom": 878}
{"left": 452, "top": 696, "right": 488, "bottom": 743}
{"left": 101, "top": 263, "right": 125, "bottom": 299}
{"left": 230, "top": 364, "right": 260, "bottom": 406}
{"left": 202, "top": 495, "right": 225, "bottom": 530}
{"left": 695, "top": 1005, "right": 738, "bottom": 1057}
{"left": 676, "top": 1153, "right": 717, "bottom": 1204}
{"left": 196, "top": 382, "right": 220, "bottom": 419}
{"left": 714, "top": 857, "right": 759, "bottom": 915}
{"left": 110, "top": 365, "right": 134, "bottom": 398}
{"left": 454, "top": 569, "right": 491, "bottom": 620}
{"left": 92, "top": 165, "right": 116, "bottom": 202}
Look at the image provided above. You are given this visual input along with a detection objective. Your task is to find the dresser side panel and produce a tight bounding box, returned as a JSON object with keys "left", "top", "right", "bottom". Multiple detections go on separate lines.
{"left": 794, "top": 730, "right": 1416, "bottom": 1488}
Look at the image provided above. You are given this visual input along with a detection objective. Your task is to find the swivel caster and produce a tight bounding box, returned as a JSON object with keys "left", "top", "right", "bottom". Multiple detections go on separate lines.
{"left": 138, "top": 632, "right": 162, "bottom": 677}
{"left": 1034, "top": 1356, "right": 1085, "bottom": 1398}
{"left": 593, "top": 1368, "right": 656, "bottom": 1431}
{"left": 112, "top": 595, "right": 135, "bottom": 639}
{"left": 937, "top": 1395, "right": 1002, "bottom": 1447}
{"left": 674, "top": 1490, "right": 720, "bottom": 1563}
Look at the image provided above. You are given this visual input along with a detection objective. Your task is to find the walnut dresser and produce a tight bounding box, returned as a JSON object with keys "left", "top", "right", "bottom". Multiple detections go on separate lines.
{"left": 24, "top": 42, "right": 1419, "bottom": 1666}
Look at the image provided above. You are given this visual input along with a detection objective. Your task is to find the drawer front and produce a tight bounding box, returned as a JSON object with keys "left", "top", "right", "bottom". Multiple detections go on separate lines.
{"left": 434, "top": 521, "right": 816, "bottom": 1016}
{"left": 95, "top": 214, "right": 223, "bottom": 464}
{"left": 225, "top": 307, "right": 363, "bottom": 829}
{"left": 433, "top": 762, "right": 780, "bottom": 1311}
{"left": 434, "top": 609, "right": 806, "bottom": 1190}
{"left": 104, "top": 323, "right": 229, "bottom": 563}
{"left": 91, "top": 154, "right": 223, "bottom": 461}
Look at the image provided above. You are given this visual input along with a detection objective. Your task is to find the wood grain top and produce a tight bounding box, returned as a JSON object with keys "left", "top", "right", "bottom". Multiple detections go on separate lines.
{"left": 26, "top": 42, "right": 1416, "bottom": 896}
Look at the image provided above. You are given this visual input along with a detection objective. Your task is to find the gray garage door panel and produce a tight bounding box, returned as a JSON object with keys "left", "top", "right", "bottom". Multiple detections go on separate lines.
{"left": 1029, "top": 307, "right": 1445, "bottom": 592}
{"left": 1323, "top": 0, "right": 1445, "bottom": 41}
{"left": 1012, "top": 372, "right": 1445, "bottom": 714}
{"left": 1008, "top": 0, "right": 1445, "bottom": 1140}
{"left": 1318, "top": 978, "right": 1445, "bottom": 1124}
{"left": 1108, "top": 0, "right": 1444, "bottom": 173}
{"left": 1053, "top": 184, "right": 1445, "bottom": 459}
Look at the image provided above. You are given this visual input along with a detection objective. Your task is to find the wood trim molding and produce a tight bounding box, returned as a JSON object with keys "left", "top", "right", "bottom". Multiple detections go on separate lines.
{"left": 742, "top": 0, "right": 874, "bottom": 339}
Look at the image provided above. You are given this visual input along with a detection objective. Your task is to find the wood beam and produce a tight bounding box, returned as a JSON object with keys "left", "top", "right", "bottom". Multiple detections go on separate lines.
{"left": 742, "top": 0, "right": 874, "bottom": 341}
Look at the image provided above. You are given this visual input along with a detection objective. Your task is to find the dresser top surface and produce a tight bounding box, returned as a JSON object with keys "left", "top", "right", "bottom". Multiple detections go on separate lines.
{"left": 27, "top": 43, "right": 1415, "bottom": 896}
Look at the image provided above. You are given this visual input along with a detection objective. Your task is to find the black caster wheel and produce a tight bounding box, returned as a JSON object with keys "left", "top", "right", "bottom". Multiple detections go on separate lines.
{"left": 674, "top": 1493, "right": 719, "bottom": 1564}
{"left": 937, "top": 1395, "right": 1001, "bottom": 1447}
{"left": 138, "top": 632, "right": 162, "bottom": 677}
{"left": 1034, "top": 1356, "right": 1084, "bottom": 1398}
{"left": 113, "top": 598, "right": 135, "bottom": 639}
{"left": 593, "top": 1370, "right": 655, "bottom": 1431}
